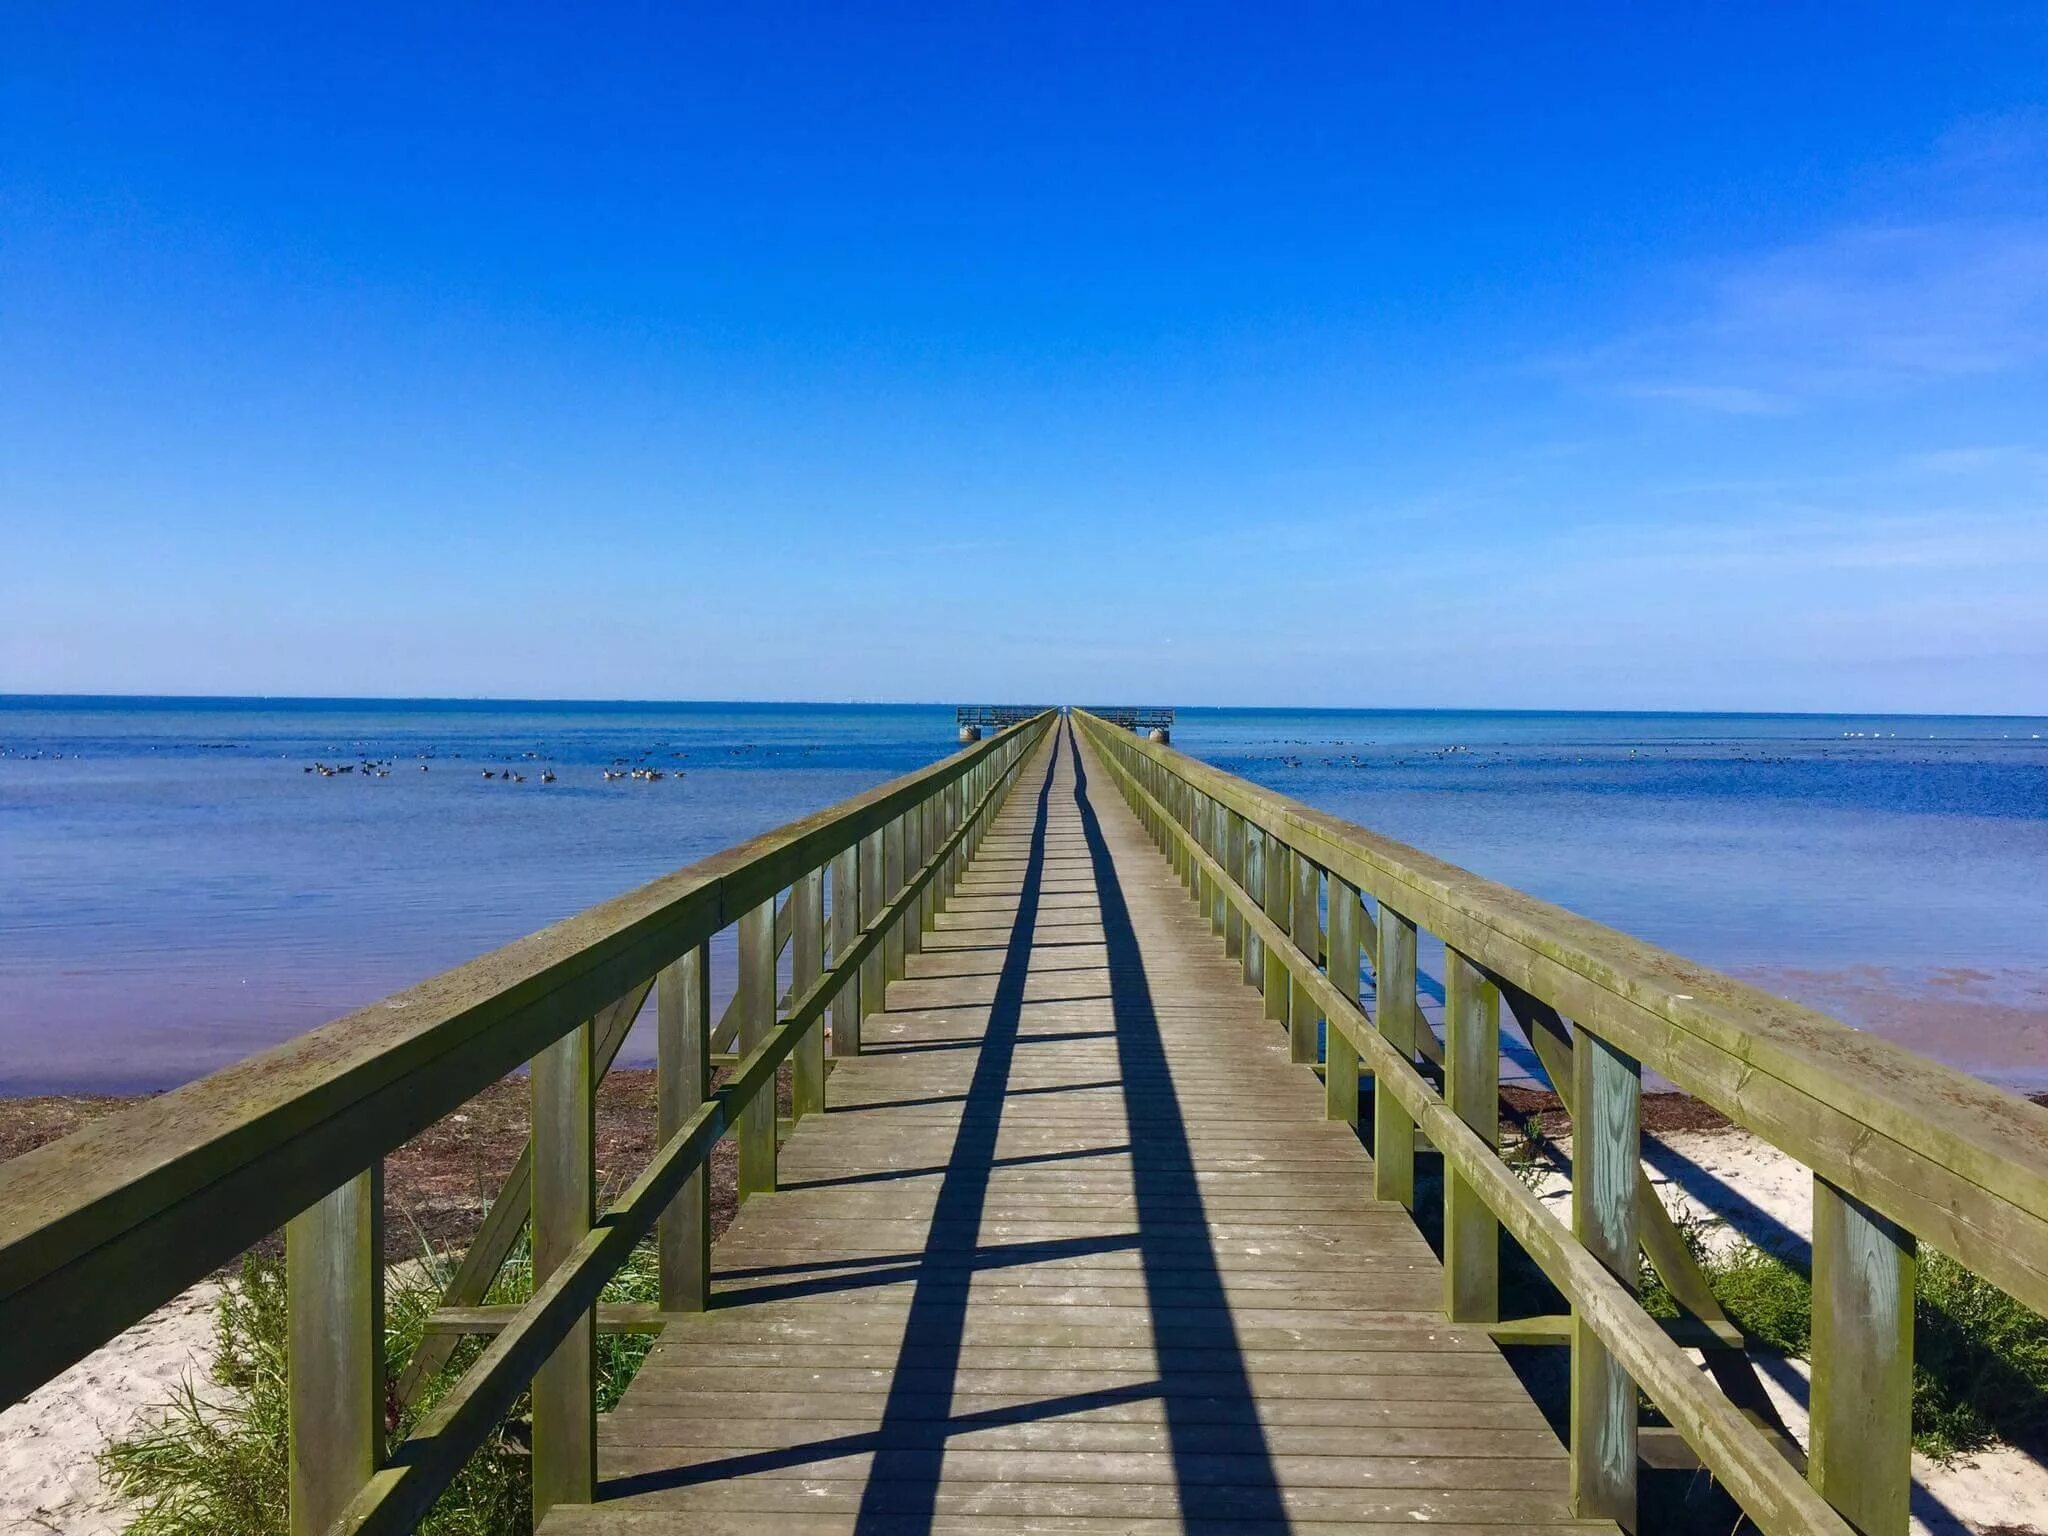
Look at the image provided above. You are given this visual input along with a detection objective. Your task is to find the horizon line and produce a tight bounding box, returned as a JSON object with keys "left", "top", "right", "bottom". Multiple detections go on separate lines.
{"left": 1, "top": 691, "right": 2044, "bottom": 722}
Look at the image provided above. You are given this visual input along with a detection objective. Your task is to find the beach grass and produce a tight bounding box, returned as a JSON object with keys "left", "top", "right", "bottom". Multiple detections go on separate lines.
{"left": 98, "top": 1236, "right": 663, "bottom": 1536}
{"left": 1638, "top": 1210, "right": 2048, "bottom": 1460}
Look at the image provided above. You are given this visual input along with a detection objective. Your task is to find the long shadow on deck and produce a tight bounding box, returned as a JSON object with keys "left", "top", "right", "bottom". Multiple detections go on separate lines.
{"left": 843, "top": 729, "right": 1065, "bottom": 1529}
{"left": 1066, "top": 725, "right": 1288, "bottom": 1530}
{"left": 600, "top": 729, "right": 1289, "bottom": 1526}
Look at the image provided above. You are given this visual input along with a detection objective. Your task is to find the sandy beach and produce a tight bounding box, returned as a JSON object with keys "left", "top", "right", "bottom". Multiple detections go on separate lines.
{"left": 1527, "top": 1124, "right": 2048, "bottom": 1536}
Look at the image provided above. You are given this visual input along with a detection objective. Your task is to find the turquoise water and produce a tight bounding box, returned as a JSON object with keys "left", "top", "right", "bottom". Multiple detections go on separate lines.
{"left": 2, "top": 698, "right": 2045, "bottom": 1092}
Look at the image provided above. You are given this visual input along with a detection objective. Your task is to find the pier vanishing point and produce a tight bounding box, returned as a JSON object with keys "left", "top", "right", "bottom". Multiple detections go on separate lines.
{"left": 4, "top": 710, "right": 2046, "bottom": 1535}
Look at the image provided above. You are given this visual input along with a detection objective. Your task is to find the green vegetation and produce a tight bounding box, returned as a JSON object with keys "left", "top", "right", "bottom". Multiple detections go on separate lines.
{"left": 99, "top": 1237, "right": 663, "bottom": 1536}
{"left": 1638, "top": 1208, "right": 2048, "bottom": 1460}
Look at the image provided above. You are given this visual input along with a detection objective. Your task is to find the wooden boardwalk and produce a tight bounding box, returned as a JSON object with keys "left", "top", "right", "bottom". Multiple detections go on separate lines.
{"left": 546, "top": 722, "right": 1614, "bottom": 1535}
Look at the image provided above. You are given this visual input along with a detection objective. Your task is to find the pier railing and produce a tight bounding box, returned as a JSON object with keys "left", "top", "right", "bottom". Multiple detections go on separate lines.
{"left": 1073, "top": 708, "right": 2048, "bottom": 1536}
{"left": 0, "top": 710, "right": 1054, "bottom": 1535}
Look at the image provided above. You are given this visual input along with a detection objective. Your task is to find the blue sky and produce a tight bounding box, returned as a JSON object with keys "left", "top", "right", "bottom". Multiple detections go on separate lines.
{"left": 4, "top": 5, "right": 2046, "bottom": 711}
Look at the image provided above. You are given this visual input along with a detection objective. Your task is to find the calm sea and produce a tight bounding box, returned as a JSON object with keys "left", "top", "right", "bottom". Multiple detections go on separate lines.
{"left": 3, "top": 698, "right": 2045, "bottom": 1093}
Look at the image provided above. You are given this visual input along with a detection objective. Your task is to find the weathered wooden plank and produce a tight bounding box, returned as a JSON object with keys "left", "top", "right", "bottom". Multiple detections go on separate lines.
{"left": 545, "top": 1512, "right": 1617, "bottom": 1536}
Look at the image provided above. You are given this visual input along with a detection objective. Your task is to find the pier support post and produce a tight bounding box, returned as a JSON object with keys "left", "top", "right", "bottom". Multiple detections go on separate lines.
{"left": 287, "top": 1165, "right": 383, "bottom": 1536}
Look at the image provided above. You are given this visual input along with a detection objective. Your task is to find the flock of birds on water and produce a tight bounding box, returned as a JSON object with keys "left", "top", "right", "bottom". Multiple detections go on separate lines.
{"left": 303, "top": 753, "right": 693, "bottom": 784}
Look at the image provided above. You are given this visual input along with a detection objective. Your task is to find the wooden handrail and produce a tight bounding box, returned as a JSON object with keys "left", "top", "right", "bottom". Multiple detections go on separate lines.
{"left": 0, "top": 713, "right": 1053, "bottom": 1436}
{"left": 1072, "top": 708, "right": 2048, "bottom": 1536}
{"left": 1070, "top": 711, "right": 2048, "bottom": 1309}
{"left": 335, "top": 716, "right": 1052, "bottom": 1534}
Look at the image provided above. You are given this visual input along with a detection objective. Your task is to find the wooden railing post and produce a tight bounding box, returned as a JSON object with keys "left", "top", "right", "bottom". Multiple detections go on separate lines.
{"left": 1262, "top": 837, "right": 1291, "bottom": 1028}
{"left": 1572, "top": 1026, "right": 1641, "bottom": 1527}
{"left": 658, "top": 945, "right": 710, "bottom": 1311}
{"left": 531, "top": 1018, "right": 595, "bottom": 1516}
{"left": 792, "top": 865, "right": 825, "bottom": 1120}
{"left": 1180, "top": 781, "right": 1196, "bottom": 894}
{"left": 858, "top": 829, "right": 884, "bottom": 1028}
{"left": 1373, "top": 904, "right": 1419, "bottom": 1206}
{"left": 904, "top": 801, "right": 925, "bottom": 956}
{"left": 1206, "top": 797, "right": 1226, "bottom": 938}
{"left": 738, "top": 896, "right": 777, "bottom": 1197}
{"left": 1244, "top": 825, "right": 1266, "bottom": 991}
{"left": 1811, "top": 1178, "right": 1916, "bottom": 1535}
{"left": 936, "top": 782, "right": 957, "bottom": 910}
{"left": 1325, "top": 877, "right": 1361, "bottom": 1126}
{"left": 883, "top": 814, "right": 907, "bottom": 984}
{"left": 287, "top": 1165, "right": 383, "bottom": 1536}
{"left": 1444, "top": 946, "right": 1500, "bottom": 1321}
{"left": 1290, "top": 853, "right": 1322, "bottom": 1065}
{"left": 1222, "top": 808, "right": 1246, "bottom": 961}
{"left": 832, "top": 844, "right": 860, "bottom": 1057}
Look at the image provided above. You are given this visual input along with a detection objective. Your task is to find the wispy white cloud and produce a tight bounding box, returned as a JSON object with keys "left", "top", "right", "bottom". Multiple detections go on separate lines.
{"left": 1566, "top": 218, "right": 2048, "bottom": 412}
{"left": 1551, "top": 118, "right": 2048, "bottom": 413}
{"left": 1611, "top": 381, "right": 1795, "bottom": 416}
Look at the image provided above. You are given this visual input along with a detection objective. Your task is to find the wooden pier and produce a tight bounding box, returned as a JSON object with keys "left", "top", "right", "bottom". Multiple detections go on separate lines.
{"left": 563, "top": 722, "right": 1590, "bottom": 1531}
{"left": 4, "top": 709, "right": 2046, "bottom": 1535}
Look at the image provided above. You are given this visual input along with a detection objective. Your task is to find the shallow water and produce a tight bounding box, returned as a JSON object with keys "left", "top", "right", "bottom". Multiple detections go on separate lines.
{"left": 2, "top": 698, "right": 2044, "bottom": 1092}
{"left": 1170, "top": 708, "right": 2048, "bottom": 1089}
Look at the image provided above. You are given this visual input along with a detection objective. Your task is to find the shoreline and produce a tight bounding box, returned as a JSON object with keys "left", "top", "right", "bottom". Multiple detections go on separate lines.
{"left": 0, "top": 1071, "right": 746, "bottom": 1269}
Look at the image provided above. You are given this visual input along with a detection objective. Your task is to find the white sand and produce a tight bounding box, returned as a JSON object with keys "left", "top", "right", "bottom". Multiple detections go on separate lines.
{"left": 1534, "top": 1126, "right": 2048, "bottom": 1535}
{"left": 0, "top": 1281, "right": 221, "bottom": 1536}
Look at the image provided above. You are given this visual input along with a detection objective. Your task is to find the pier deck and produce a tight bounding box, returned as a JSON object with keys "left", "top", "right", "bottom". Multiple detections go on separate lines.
{"left": 547, "top": 725, "right": 1608, "bottom": 1533}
